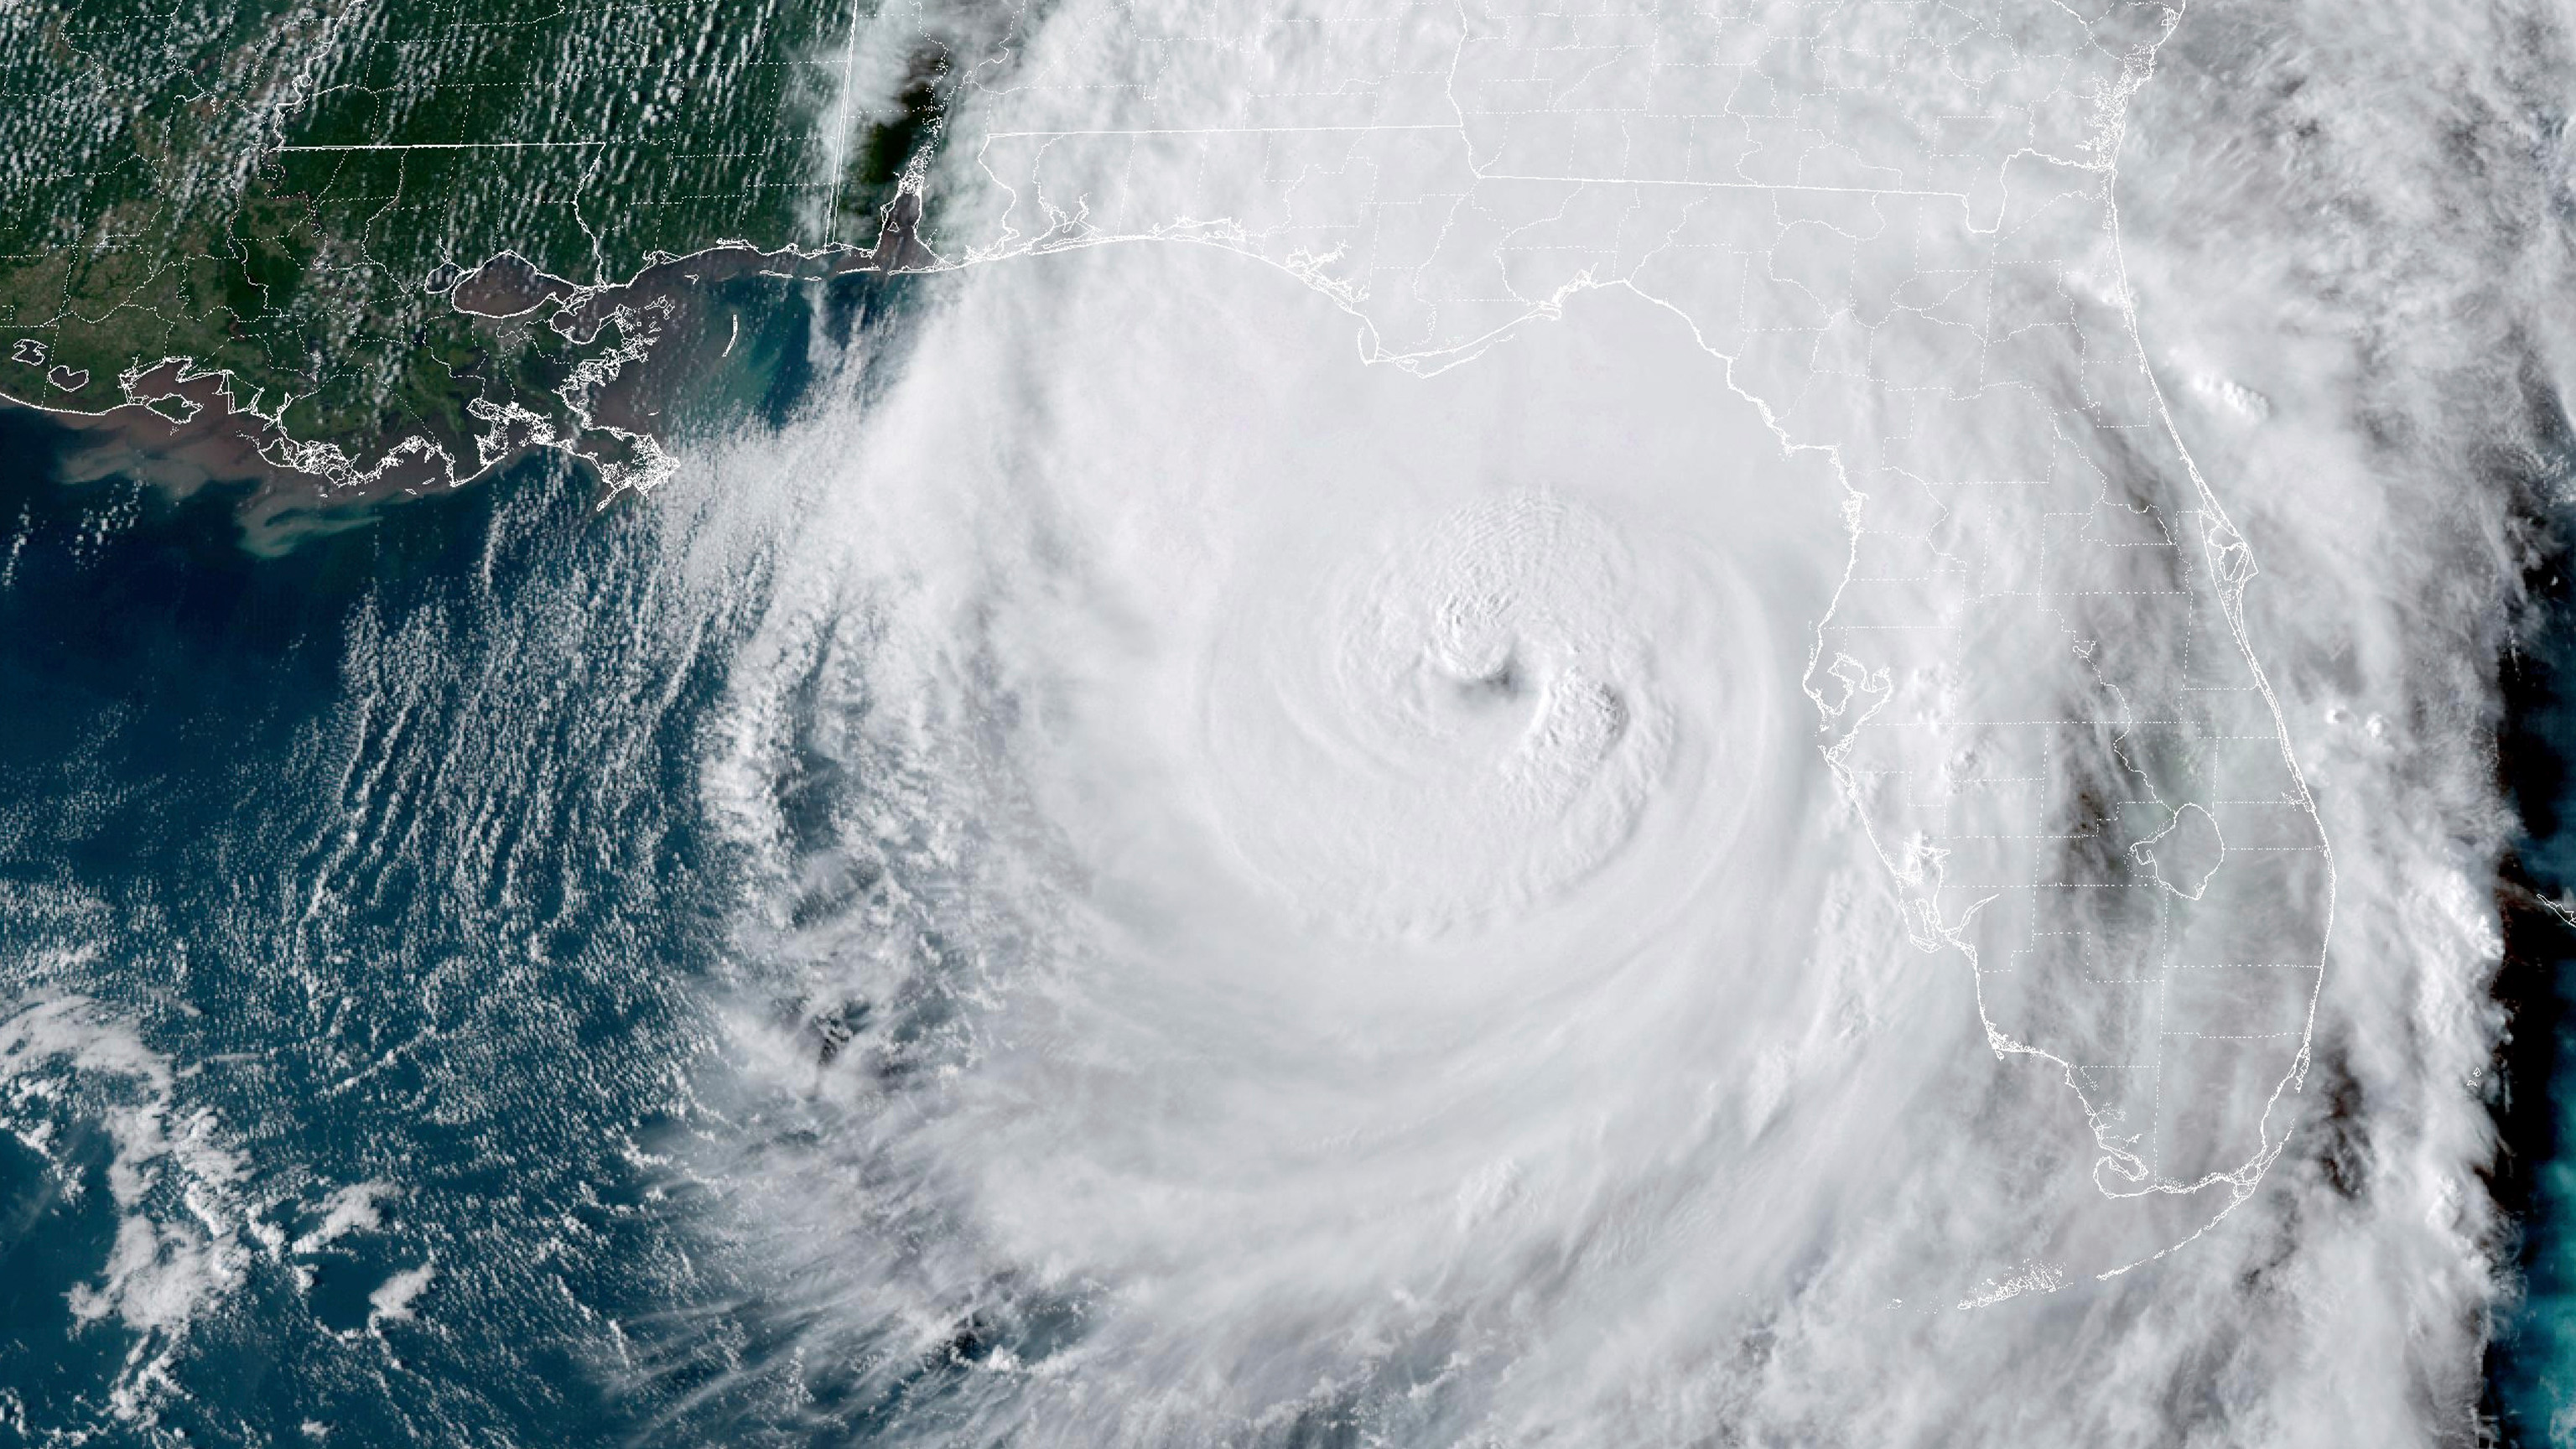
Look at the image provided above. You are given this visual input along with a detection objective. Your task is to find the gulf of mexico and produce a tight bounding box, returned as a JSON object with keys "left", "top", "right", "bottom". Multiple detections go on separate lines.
{"left": 0, "top": 397, "right": 735, "bottom": 1443}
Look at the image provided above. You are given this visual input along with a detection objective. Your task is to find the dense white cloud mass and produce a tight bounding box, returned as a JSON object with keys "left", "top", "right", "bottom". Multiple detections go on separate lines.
{"left": 0, "top": 996, "right": 254, "bottom": 1419}
{"left": 657, "top": 0, "right": 2576, "bottom": 1442}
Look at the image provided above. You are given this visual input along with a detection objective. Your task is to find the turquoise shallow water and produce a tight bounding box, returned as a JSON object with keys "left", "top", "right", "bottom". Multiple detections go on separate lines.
{"left": 7, "top": 256, "right": 2573, "bottom": 1441}
{"left": 0, "top": 272, "right": 941, "bottom": 1446}
{"left": 2486, "top": 476, "right": 2576, "bottom": 1444}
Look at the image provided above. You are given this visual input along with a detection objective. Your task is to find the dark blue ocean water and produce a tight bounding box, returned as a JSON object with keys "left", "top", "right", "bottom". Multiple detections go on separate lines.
{"left": 2488, "top": 487, "right": 2576, "bottom": 1444}
{"left": 13, "top": 264, "right": 2576, "bottom": 1442}
{"left": 0, "top": 273, "right": 923, "bottom": 1446}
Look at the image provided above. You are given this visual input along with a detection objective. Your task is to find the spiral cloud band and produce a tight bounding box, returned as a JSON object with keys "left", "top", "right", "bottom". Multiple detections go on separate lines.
{"left": 665, "top": 0, "right": 2535, "bottom": 1441}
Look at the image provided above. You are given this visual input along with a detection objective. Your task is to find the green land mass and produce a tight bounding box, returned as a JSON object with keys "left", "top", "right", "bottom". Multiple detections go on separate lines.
{"left": 0, "top": 0, "right": 963, "bottom": 493}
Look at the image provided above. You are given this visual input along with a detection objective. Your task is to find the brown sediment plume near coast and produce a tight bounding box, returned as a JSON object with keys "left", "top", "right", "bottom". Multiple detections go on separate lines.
{"left": 9, "top": 360, "right": 415, "bottom": 555}
{"left": 1, "top": 191, "right": 938, "bottom": 551}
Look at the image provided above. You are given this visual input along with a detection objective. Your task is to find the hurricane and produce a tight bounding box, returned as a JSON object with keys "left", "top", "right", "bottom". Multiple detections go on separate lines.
{"left": 3, "top": 0, "right": 2573, "bottom": 1444}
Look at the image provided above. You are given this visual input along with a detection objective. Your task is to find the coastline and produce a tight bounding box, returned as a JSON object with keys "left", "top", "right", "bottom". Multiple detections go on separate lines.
{"left": 0, "top": 190, "right": 938, "bottom": 551}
